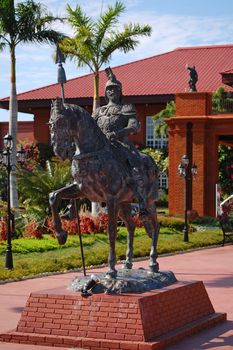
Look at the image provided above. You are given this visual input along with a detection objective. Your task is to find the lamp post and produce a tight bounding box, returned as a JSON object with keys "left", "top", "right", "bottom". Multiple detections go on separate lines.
{"left": 0, "top": 135, "right": 25, "bottom": 269}
{"left": 178, "top": 155, "right": 197, "bottom": 242}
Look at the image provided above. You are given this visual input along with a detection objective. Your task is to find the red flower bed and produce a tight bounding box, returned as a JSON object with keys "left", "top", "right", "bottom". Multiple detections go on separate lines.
{"left": 24, "top": 220, "right": 44, "bottom": 239}
{"left": 0, "top": 218, "right": 7, "bottom": 241}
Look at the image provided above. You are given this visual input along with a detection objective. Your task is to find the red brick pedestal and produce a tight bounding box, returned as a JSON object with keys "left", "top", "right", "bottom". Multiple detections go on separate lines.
{"left": 0, "top": 281, "right": 226, "bottom": 349}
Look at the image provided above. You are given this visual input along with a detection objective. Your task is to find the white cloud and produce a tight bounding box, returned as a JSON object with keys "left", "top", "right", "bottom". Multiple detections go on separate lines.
{"left": 2, "top": 4, "right": 233, "bottom": 101}
{"left": 108, "top": 12, "right": 233, "bottom": 66}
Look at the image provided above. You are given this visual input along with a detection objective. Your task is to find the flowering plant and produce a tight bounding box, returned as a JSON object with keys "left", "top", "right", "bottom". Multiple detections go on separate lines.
{"left": 23, "top": 220, "right": 44, "bottom": 239}
{"left": 218, "top": 201, "right": 233, "bottom": 223}
{"left": 0, "top": 217, "right": 7, "bottom": 241}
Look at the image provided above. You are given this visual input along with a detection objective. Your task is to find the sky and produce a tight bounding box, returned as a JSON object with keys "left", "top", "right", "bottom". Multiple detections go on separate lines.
{"left": 1, "top": 0, "right": 233, "bottom": 121}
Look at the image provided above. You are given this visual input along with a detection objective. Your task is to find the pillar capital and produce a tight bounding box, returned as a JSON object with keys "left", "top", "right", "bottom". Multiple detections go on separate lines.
{"left": 176, "top": 92, "right": 212, "bottom": 116}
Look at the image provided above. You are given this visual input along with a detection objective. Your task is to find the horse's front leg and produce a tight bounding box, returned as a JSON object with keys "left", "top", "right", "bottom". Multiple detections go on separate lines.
{"left": 106, "top": 196, "right": 118, "bottom": 278}
{"left": 49, "top": 183, "right": 80, "bottom": 245}
{"left": 118, "top": 203, "right": 136, "bottom": 270}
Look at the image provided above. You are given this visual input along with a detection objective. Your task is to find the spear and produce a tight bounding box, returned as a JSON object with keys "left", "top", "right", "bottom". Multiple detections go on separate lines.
{"left": 54, "top": 45, "right": 86, "bottom": 276}
{"left": 55, "top": 45, "right": 67, "bottom": 103}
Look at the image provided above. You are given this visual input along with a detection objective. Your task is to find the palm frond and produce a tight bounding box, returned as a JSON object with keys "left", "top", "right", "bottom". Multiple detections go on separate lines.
{"left": 99, "top": 22, "right": 151, "bottom": 66}
{"left": 95, "top": 1, "right": 125, "bottom": 54}
{"left": 66, "top": 4, "right": 93, "bottom": 32}
{"left": 0, "top": 39, "right": 6, "bottom": 50}
{"left": 0, "top": 0, "right": 16, "bottom": 36}
{"left": 13, "top": 0, "right": 65, "bottom": 45}
{"left": 60, "top": 36, "right": 95, "bottom": 71}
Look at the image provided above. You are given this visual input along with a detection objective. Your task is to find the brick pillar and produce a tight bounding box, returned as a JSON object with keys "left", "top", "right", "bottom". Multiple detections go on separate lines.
{"left": 167, "top": 123, "right": 176, "bottom": 214}
{"left": 192, "top": 121, "right": 206, "bottom": 216}
{"left": 167, "top": 120, "right": 188, "bottom": 215}
{"left": 204, "top": 131, "right": 219, "bottom": 217}
{"left": 192, "top": 123, "right": 218, "bottom": 217}
{"left": 167, "top": 92, "right": 218, "bottom": 217}
{"left": 176, "top": 93, "right": 212, "bottom": 116}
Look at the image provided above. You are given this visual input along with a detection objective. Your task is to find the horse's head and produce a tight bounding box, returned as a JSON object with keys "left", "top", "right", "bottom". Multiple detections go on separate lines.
{"left": 49, "top": 99, "right": 75, "bottom": 160}
{"left": 50, "top": 99, "right": 108, "bottom": 160}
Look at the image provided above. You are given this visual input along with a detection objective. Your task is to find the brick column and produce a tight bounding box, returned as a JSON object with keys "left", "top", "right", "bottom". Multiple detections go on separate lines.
{"left": 167, "top": 92, "right": 218, "bottom": 217}
{"left": 167, "top": 120, "right": 188, "bottom": 215}
{"left": 204, "top": 131, "right": 219, "bottom": 216}
{"left": 192, "top": 121, "right": 207, "bottom": 216}
{"left": 176, "top": 93, "right": 212, "bottom": 116}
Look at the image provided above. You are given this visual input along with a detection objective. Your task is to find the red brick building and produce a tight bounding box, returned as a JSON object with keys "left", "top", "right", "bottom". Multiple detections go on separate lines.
{"left": 1, "top": 44, "right": 233, "bottom": 145}
{"left": 0, "top": 121, "right": 34, "bottom": 148}
{"left": 1, "top": 44, "right": 233, "bottom": 217}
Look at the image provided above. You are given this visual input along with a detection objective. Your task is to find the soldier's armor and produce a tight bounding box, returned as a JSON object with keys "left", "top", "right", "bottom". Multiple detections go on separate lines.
{"left": 91, "top": 67, "right": 150, "bottom": 216}
{"left": 93, "top": 103, "right": 139, "bottom": 144}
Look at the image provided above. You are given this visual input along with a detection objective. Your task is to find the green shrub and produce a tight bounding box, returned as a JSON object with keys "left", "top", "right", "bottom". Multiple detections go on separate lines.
{"left": 158, "top": 215, "right": 185, "bottom": 231}
{"left": 191, "top": 216, "right": 219, "bottom": 226}
{"left": 17, "top": 160, "right": 71, "bottom": 222}
{"left": 157, "top": 192, "right": 168, "bottom": 207}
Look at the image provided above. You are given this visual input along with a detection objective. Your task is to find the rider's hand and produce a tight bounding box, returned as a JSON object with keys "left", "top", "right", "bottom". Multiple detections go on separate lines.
{"left": 107, "top": 131, "right": 117, "bottom": 141}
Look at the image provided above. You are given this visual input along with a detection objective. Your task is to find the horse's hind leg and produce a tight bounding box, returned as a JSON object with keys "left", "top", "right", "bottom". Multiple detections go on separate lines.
{"left": 142, "top": 204, "right": 160, "bottom": 272}
{"left": 106, "top": 196, "right": 118, "bottom": 278}
{"left": 118, "top": 203, "right": 136, "bottom": 269}
{"left": 49, "top": 183, "right": 80, "bottom": 245}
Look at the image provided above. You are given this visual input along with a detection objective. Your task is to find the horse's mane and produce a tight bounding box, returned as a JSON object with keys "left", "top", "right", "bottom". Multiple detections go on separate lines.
{"left": 61, "top": 102, "right": 108, "bottom": 144}
{"left": 64, "top": 103, "right": 88, "bottom": 115}
{"left": 63, "top": 103, "right": 99, "bottom": 128}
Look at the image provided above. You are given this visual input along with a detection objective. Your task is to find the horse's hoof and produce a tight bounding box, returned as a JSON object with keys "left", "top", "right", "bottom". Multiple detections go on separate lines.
{"left": 122, "top": 262, "right": 133, "bottom": 270}
{"left": 56, "top": 230, "right": 68, "bottom": 245}
{"left": 149, "top": 262, "right": 159, "bottom": 273}
{"left": 106, "top": 269, "right": 117, "bottom": 279}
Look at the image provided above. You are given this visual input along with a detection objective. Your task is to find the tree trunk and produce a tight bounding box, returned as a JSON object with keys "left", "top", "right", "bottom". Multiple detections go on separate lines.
{"left": 9, "top": 47, "right": 19, "bottom": 208}
{"left": 93, "top": 71, "right": 100, "bottom": 111}
{"left": 92, "top": 70, "right": 101, "bottom": 216}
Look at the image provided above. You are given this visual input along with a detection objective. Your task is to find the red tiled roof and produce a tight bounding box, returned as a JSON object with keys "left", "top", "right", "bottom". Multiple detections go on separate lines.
{"left": 2, "top": 44, "right": 233, "bottom": 102}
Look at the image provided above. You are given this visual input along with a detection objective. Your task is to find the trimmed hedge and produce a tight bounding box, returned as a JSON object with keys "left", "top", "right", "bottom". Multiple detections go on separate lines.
{"left": 158, "top": 215, "right": 185, "bottom": 231}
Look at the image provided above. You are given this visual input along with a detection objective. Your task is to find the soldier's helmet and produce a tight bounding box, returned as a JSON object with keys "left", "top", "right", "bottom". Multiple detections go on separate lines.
{"left": 105, "top": 67, "right": 122, "bottom": 102}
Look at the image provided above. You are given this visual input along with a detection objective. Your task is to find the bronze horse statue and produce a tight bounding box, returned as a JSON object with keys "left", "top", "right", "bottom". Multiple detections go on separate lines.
{"left": 49, "top": 99, "right": 160, "bottom": 277}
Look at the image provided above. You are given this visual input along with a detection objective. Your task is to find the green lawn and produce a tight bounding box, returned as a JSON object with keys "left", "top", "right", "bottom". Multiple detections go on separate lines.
{"left": 0, "top": 227, "right": 223, "bottom": 281}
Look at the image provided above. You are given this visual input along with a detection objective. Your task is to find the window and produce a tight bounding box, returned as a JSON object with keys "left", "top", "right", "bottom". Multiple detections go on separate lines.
{"left": 146, "top": 116, "right": 168, "bottom": 149}
{"left": 146, "top": 116, "right": 168, "bottom": 190}
{"left": 158, "top": 172, "right": 168, "bottom": 190}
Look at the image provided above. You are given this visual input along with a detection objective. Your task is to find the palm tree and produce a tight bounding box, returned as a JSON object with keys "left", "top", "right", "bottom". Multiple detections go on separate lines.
{"left": 0, "top": 0, "right": 64, "bottom": 208}
{"left": 60, "top": 1, "right": 152, "bottom": 110}
{"left": 59, "top": 1, "right": 151, "bottom": 215}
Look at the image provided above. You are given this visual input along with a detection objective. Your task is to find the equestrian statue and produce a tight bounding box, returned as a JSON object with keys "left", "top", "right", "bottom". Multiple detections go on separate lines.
{"left": 49, "top": 67, "right": 160, "bottom": 278}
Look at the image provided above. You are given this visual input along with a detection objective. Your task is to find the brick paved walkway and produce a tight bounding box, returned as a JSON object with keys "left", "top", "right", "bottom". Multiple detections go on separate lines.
{"left": 0, "top": 245, "right": 232, "bottom": 349}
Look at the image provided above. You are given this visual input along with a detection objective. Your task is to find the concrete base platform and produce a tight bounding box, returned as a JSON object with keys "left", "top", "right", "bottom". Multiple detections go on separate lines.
{"left": 0, "top": 281, "right": 226, "bottom": 349}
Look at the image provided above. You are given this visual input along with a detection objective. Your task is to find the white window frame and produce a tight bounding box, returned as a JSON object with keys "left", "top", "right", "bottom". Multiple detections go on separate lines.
{"left": 146, "top": 116, "right": 168, "bottom": 149}
{"left": 158, "top": 171, "right": 168, "bottom": 190}
{"left": 146, "top": 116, "right": 168, "bottom": 190}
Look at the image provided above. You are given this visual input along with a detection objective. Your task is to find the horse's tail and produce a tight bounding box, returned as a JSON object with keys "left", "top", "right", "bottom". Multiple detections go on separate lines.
{"left": 141, "top": 153, "right": 160, "bottom": 201}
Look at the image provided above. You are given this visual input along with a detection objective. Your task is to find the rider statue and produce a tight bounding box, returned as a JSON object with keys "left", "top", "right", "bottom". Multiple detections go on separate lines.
{"left": 92, "top": 67, "right": 148, "bottom": 218}
{"left": 186, "top": 64, "right": 198, "bottom": 92}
